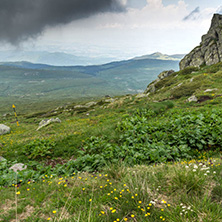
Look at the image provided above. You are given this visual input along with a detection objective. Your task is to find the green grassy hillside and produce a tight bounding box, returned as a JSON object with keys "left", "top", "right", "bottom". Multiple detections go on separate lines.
{"left": 0, "top": 62, "right": 222, "bottom": 221}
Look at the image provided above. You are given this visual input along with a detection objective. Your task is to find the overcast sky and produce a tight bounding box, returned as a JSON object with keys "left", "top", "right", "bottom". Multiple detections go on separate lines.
{"left": 0, "top": 0, "right": 222, "bottom": 60}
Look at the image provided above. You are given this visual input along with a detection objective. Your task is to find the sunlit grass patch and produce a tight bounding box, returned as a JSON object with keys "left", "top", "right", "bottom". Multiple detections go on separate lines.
{"left": 0, "top": 157, "right": 221, "bottom": 221}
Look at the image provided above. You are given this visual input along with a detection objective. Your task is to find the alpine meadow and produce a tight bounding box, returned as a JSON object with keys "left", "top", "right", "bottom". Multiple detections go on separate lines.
{"left": 0, "top": 2, "right": 222, "bottom": 222}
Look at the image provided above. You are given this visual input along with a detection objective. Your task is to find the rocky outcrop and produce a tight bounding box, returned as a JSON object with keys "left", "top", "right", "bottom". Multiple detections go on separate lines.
{"left": 158, "top": 70, "right": 175, "bottom": 80}
{"left": 0, "top": 124, "right": 11, "bottom": 135}
{"left": 144, "top": 70, "right": 175, "bottom": 94}
{"left": 180, "top": 14, "right": 222, "bottom": 70}
{"left": 73, "top": 101, "right": 98, "bottom": 113}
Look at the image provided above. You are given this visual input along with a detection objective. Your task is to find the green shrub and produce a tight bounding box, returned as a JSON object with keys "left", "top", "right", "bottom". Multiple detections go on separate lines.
{"left": 180, "top": 67, "right": 199, "bottom": 75}
{"left": 22, "top": 139, "right": 55, "bottom": 160}
{"left": 155, "top": 76, "right": 177, "bottom": 90}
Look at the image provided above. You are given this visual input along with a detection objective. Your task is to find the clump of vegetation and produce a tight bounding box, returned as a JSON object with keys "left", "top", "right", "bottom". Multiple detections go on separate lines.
{"left": 179, "top": 67, "right": 199, "bottom": 75}
{"left": 22, "top": 139, "right": 56, "bottom": 160}
{"left": 171, "top": 82, "right": 201, "bottom": 99}
{"left": 154, "top": 76, "right": 177, "bottom": 90}
{"left": 205, "top": 62, "right": 222, "bottom": 73}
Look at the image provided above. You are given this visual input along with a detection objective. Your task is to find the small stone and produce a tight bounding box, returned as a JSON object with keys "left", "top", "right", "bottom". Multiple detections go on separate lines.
{"left": 187, "top": 95, "right": 198, "bottom": 102}
{"left": 37, "top": 118, "right": 61, "bottom": 130}
{"left": 9, "top": 163, "right": 27, "bottom": 172}
{"left": 204, "top": 88, "right": 218, "bottom": 92}
{"left": 0, "top": 156, "right": 6, "bottom": 162}
{"left": 3, "top": 113, "right": 11, "bottom": 117}
{"left": 0, "top": 124, "right": 11, "bottom": 135}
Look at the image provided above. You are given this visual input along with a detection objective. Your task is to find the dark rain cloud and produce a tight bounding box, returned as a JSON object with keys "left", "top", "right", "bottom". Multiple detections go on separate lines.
{"left": 0, "top": 0, "right": 125, "bottom": 44}
{"left": 183, "top": 7, "right": 200, "bottom": 21}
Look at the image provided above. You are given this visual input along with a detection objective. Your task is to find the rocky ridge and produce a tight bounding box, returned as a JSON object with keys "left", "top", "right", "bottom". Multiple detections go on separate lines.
{"left": 180, "top": 14, "right": 222, "bottom": 70}
{"left": 144, "top": 70, "right": 175, "bottom": 94}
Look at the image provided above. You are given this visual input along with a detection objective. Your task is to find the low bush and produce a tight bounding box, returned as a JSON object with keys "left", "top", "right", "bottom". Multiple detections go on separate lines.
{"left": 180, "top": 67, "right": 199, "bottom": 75}
{"left": 22, "top": 139, "right": 55, "bottom": 160}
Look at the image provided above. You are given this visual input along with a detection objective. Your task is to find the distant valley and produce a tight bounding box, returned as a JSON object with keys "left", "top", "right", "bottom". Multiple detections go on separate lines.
{"left": 0, "top": 52, "right": 183, "bottom": 114}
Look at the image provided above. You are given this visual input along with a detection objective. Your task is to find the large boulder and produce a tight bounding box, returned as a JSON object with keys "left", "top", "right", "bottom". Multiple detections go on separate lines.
{"left": 180, "top": 14, "right": 222, "bottom": 70}
{"left": 0, "top": 124, "right": 11, "bottom": 135}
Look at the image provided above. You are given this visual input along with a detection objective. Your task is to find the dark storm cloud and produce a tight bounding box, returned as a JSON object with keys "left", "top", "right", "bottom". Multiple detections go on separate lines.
{"left": 183, "top": 7, "right": 200, "bottom": 21}
{"left": 0, "top": 0, "right": 125, "bottom": 44}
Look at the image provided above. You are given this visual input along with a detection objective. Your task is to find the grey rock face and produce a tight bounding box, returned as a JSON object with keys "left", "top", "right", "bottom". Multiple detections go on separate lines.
{"left": 37, "top": 118, "right": 61, "bottom": 130}
{"left": 180, "top": 14, "right": 222, "bottom": 70}
{"left": 0, "top": 124, "right": 11, "bottom": 135}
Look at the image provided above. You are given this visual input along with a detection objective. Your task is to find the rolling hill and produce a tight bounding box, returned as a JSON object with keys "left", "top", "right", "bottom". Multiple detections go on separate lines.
{"left": 0, "top": 56, "right": 179, "bottom": 114}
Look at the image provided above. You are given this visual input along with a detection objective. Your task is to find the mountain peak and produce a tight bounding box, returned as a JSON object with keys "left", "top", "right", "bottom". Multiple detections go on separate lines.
{"left": 180, "top": 13, "right": 222, "bottom": 70}
{"left": 150, "top": 52, "right": 164, "bottom": 56}
{"left": 209, "top": 13, "right": 222, "bottom": 31}
{"left": 133, "top": 52, "right": 184, "bottom": 61}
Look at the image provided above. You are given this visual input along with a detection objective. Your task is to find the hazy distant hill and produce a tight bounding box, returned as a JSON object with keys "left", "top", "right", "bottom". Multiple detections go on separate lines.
{"left": 0, "top": 56, "right": 179, "bottom": 113}
{"left": 0, "top": 50, "right": 184, "bottom": 66}
{"left": 133, "top": 52, "right": 185, "bottom": 61}
{"left": 0, "top": 51, "right": 117, "bottom": 66}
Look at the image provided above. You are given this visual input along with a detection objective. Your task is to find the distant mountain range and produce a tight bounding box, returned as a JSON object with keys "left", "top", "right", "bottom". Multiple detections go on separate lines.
{"left": 0, "top": 50, "right": 185, "bottom": 66}
{"left": 0, "top": 50, "right": 117, "bottom": 66}
{"left": 0, "top": 54, "right": 181, "bottom": 113}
